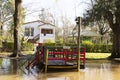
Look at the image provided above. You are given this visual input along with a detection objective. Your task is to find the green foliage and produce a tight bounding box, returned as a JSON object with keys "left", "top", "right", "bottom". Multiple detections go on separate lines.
{"left": 56, "top": 38, "right": 63, "bottom": 44}
{"left": 21, "top": 42, "right": 34, "bottom": 51}
{"left": 65, "top": 43, "right": 77, "bottom": 47}
{"left": 43, "top": 43, "right": 56, "bottom": 46}
{"left": 0, "top": 36, "right": 3, "bottom": 47}
{"left": 0, "top": 59, "right": 3, "bottom": 65}
{"left": 48, "top": 39, "right": 55, "bottom": 43}
{"left": 80, "top": 40, "right": 112, "bottom": 53}
{"left": 2, "top": 42, "right": 34, "bottom": 51}
{"left": 82, "top": 40, "right": 94, "bottom": 52}
{"left": 4, "top": 42, "right": 14, "bottom": 51}
{"left": 43, "top": 40, "right": 112, "bottom": 53}
{"left": 83, "top": 43, "right": 112, "bottom": 53}
{"left": 100, "top": 44, "right": 112, "bottom": 53}
{"left": 93, "top": 44, "right": 101, "bottom": 52}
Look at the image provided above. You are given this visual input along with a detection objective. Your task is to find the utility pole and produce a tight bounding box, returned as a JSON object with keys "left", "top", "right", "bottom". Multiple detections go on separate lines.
{"left": 75, "top": 16, "right": 81, "bottom": 71}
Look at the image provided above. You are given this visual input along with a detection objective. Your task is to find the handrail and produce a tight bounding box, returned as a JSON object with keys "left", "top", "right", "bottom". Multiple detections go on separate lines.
{"left": 33, "top": 34, "right": 39, "bottom": 41}
{"left": 28, "top": 34, "right": 39, "bottom": 43}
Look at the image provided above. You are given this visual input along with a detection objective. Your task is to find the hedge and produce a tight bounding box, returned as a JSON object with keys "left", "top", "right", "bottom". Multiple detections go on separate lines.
{"left": 2, "top": 42, "right": 34, "bottom": 51}
{"left": 43, "top": 43, "right": 112, "bottom": 53}
{"left": 21, "top": 42, "right": 34, "bottom": 51}
{"left": 2, "top": 41, "right": 112, "bottom": 53}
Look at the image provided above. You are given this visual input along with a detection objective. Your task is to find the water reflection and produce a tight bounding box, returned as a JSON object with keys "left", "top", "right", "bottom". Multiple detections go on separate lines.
{"left": 0, "top": 58, "right": 120, "bottom": 80}
{"left": 84, "top": 63, "right": 113, "bottom": 80}
{"left": 0, "top": 59, "right": 10, "bottom": 74}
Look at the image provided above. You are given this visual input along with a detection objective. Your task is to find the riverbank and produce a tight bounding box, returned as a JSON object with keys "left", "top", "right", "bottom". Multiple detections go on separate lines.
{"left": 86, "top": 53, "right": 111, "bottom": 60}
{"left": 0, "top": 51, "right": 111, "bottom": 59}
{"left": 0, "top": 51, "right": 34, "bottom": 58}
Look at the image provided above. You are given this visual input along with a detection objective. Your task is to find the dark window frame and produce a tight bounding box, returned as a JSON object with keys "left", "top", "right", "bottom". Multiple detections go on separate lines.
{"left": 25, "top": 27, "right": 34, "bottom": 36}
{"left": 41, "top": 28, "right": 53, "bottom": 35}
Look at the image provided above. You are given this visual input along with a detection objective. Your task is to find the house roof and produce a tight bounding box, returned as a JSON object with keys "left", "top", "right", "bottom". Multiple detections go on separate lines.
{"left": 81, "top": 30, "right": 101, "bottom": 37}
{"left": 69, "top": 30, "right": 101, "bottom": 37}
{"left": 23, "top": 20, "right": 56, "bottom": 27}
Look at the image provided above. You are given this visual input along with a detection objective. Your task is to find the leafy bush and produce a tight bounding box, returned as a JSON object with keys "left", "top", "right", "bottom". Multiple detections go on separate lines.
{"left": 5, "top": 42, "right": 14, "bottom": 51}
{"left": 21, "top": 42, "right": 34, "bottom": 51}
{"left": 84, "top": 44, "right": 112, "bottom": 53}
{"left": 100, "top": 44, "right": 112, "bottom": 53}
{"left": 2, "top": 42, "right": 34, "bottom": 51}
{"left": 81, "top": 41, "right": 112, "bottom": 53}
{"left": 93, "top": 44, "right": 102, "bottom": 52}
{"left": 43, "top": 43, "right": 56, "bottom": 46}
{"left": 65, "top": 43, "right": 77, "bottom": 47}
{"left": 41, "top": 41, "right": 112, "bottom": 53}
{"left": 81, "top": 40, "right": 94, "bottom": 52}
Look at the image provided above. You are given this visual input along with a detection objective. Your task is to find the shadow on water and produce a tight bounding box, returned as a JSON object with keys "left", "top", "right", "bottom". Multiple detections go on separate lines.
{"left": 0, "top": 58, "right": 120, "bottom": 80}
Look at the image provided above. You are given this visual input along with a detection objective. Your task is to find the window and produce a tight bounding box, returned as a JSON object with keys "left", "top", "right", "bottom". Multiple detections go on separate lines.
{"left": 25, "top": 28, "right": 34, "bottom": 36}
{"left": 31, "top": 28, "right": 34, "bottom": 36}
{"left": 41, "top": 28, "right": 53, "bottom": 36}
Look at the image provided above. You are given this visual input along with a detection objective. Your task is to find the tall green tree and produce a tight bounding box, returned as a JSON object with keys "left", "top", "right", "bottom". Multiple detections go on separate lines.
{"left": 10, "top": 0, "right": 22, "bottom": 57}
{"left": 83, "top": 0, "right": 120, "bottom": 58}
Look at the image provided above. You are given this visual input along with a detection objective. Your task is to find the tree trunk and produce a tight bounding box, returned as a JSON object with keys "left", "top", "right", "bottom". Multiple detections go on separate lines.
{"left": 100, "top": 35, "right": 103, "bottom": 44}
{"left": 10, "top": 0, "right": 22, "bottom": 57}
{"left": 110, "top": 23, "right": 120, "bottom": 58}
{"left": 110, "top": 33, "right": 120, "bottom": 58}
{"left": 0, "top": 25, "right": 3, "bottom": 36}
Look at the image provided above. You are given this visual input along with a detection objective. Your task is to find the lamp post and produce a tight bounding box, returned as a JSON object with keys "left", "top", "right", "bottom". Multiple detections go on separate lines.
{"left": 75, "top": 16, "right": 81, "bottom": 71}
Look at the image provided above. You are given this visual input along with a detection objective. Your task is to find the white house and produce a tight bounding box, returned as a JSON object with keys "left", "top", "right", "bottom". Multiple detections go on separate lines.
{"left": 22, "top": 20, "right": 55, "bottom": 43}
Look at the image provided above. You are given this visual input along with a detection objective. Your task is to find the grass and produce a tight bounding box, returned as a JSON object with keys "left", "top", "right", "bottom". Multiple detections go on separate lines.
{"left": 86, "top": 53, "right": 111, "bottom": 59}
{"left": 0, "top": 51, "right": 34, "bottom": 57}
{"left": 0, "top": 51, "right": 111, "bottom": 60}
{"left": 22, "top": 51, "right": 34, "bottom": 54}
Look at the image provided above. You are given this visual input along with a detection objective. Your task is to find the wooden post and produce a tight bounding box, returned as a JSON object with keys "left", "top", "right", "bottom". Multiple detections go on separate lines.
{"left": 45, "top": 48, "right": 48, "bottom": 73}
{"left": 76, "top": 17, "right": 81, "bottom": 71}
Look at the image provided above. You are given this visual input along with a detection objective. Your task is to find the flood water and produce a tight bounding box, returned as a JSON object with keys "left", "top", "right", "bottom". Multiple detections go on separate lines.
{"left": 0, "top": 58, "right": 120, "bottom": 80}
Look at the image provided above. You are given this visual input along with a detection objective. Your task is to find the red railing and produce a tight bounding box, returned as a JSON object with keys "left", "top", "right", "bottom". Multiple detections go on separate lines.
{"left": 47, "top": 48, "right": 86, "bottom": 65}
{"left": 26, "top": 45, "right": 86, "bottom": 70}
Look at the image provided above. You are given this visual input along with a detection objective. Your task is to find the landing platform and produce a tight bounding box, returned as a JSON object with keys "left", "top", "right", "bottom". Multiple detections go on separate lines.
{"left": 45, "top": 60, "right": 85, "bottom": 69}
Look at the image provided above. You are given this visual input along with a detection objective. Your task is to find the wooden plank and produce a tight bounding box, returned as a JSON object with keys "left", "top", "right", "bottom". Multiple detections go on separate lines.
{"left": 48, "top": 65, "right": 77, "bottom": 69}
{"left": 45, "top": 48, "right": 48, "bottom": 73}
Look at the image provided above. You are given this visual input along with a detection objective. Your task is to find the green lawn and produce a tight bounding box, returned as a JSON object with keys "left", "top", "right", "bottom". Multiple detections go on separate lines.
{"left": 86, "top": 53, "right": 111, "bottom": 59}
{"left": 0, "top": 51, "right": 111, "bottom": 60}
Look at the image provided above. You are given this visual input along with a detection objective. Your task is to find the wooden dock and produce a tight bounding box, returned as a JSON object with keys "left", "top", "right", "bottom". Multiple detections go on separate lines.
{"left": 26, "top": 46, "right": 86, "bottom": 72}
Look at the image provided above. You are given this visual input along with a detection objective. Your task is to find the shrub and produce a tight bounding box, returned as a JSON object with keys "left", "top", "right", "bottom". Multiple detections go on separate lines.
{"left": 5, "top": 42, "right": 14, "bottom": 51}
{"left": 100, "top": 44, "right": 112, "bottom": 53}
{"left": 93, "top": 44, "right": 102, "bottom": 52}
{"left": 21, "top": 42, "right": 34, "bottom": 51}
{"left": 65, "top": 43, "right": 77, "bottom": 47}
{"left": 2, "top": 42, "right": 34, "bottom": 51}
{"left": 43, "top": 43, "right": 56, "bottom": 46}
{"left": 41, "top": 42, "right": 112, "bottom": 53}
{"left": 92, "top": 44, "right": 112, "bottom": 53}
{"left": 82, "top": 40, "right": 94, "bottom": 52}
{"left": 80, "top": 40, "right": 112, "bottom": 53}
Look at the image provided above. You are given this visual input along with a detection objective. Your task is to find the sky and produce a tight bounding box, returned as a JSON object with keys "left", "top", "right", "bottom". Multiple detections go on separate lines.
{"left": 22, "top": 0, "right": 92, "bottom": 24}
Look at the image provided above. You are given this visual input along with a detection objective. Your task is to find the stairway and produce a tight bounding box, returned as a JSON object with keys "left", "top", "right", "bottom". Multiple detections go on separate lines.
{"left": 28, "top": 34, "right": 39, "bottom": 43}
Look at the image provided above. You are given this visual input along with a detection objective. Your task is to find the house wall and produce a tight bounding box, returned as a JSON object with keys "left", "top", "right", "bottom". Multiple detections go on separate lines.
{"left": 22, "top": 21, "right": 55, "bottom": 43}
{"left": 22, "top": 22, "right": 40, "bottom": 39}
{"left": 39, "top": 25, "right": 55, "bottom": 43}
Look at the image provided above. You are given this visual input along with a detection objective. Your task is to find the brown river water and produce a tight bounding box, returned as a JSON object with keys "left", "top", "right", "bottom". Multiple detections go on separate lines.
{"left": 0, "top": 58, "right": 120, "bottom": 80}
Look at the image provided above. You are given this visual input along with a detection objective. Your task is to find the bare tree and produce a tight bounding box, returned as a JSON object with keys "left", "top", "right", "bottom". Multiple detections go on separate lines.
{"left": 0, "top": 0, "right": 14, "bottom": 36}
{"left": 61, "top": 17, "right": 74, "bottom": 44}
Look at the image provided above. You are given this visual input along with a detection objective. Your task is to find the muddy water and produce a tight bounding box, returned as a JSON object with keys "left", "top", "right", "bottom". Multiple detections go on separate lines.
{"left": 0, "top": 58, "right": 120, "bottom": 80}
